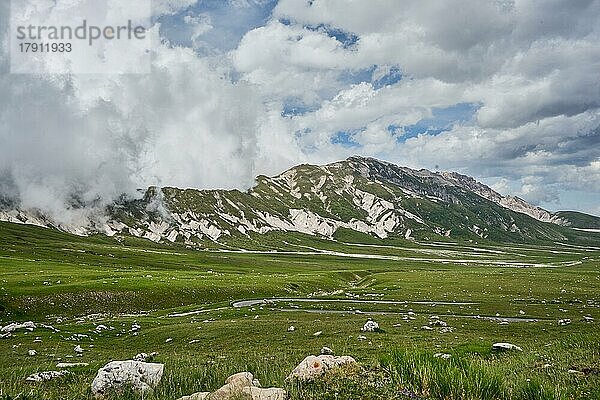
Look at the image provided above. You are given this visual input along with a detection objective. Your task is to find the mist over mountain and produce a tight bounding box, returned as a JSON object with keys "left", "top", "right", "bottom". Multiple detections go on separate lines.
{"left": 1, "top": 157, "right": 598, "bottom": 247}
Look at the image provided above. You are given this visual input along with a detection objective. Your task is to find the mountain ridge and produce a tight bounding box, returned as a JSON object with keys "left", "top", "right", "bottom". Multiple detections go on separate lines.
{"left": 0, "top": 156, "right": 598, "bottom": 246}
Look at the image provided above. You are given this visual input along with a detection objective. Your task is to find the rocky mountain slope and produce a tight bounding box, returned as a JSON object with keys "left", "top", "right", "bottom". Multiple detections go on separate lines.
{"left": 0, "top": 156, "right": 597, "bottom": 246}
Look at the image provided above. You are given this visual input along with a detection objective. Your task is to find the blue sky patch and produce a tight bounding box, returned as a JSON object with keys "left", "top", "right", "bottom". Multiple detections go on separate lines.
{"left": 372, "top": 66, "right": 403, "bottom": 89}
{"left": 331, "top": 130, "right": 362, "bottom": 148}
{"left": 394, "top": 102, "right": 480, "bottom": 142}
{"left": 338, "top": 65, "right": 403, "bottom": 88}
{"left": 281, "top": 98, "right": 320, "bottom": 117}
{"left": 338, "top": 65, "right": 376, "bottom": 86}
{"left": 304, "top": 24, "right": 359, "bottom": 49}
{"left": 158, "top": 0, "right": 277, "bottom": 54}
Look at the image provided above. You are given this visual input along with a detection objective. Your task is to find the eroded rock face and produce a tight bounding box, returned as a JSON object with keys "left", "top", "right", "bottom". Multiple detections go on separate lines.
{"left": 91, "top": 361, "right": 164, "bottom": 397}
{"left": 286, "top": 355, "right": 356, "bottom": 381}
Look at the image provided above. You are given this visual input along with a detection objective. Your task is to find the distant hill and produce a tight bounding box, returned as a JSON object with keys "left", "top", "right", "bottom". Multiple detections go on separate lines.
{"left": 554, "top": 211, "right": 600, "bottom": 230}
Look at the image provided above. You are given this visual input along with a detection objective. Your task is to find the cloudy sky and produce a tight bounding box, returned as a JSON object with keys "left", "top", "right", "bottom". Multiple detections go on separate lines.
{"left": 1, "top": 0, "right": 599, "bottom": 223}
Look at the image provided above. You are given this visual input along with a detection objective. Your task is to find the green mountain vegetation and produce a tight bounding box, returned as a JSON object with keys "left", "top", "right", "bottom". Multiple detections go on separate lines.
{"left": 554, "top": 211, "right": 600, "bottom": 229}
{"left": 95, "top": 157, "right": 600, "bottom": 248}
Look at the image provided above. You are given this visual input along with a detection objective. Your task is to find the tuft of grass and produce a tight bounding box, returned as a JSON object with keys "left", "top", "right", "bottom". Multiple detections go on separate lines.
{"left": 381, "top": 350, "right": 555, "bottom": 400}
{"left": 513, "top": 380, "right": 555, "bottom": 400}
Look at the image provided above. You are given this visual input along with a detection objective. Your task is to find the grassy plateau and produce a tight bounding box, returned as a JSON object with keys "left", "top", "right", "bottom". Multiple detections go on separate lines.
{"left": 0, "top": 221, "right": 599, "bottom": 399}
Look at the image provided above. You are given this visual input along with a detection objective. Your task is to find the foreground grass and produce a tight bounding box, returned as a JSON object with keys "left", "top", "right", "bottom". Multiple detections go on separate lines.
{"left": 0, "top": 221, "right": 599, "bottom": 399}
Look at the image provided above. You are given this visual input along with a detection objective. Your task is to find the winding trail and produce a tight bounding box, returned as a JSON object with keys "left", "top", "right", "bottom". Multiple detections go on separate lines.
{"left": 231, "top": 298, "right": 476, "bottom": 308}
{"left": 168, "top": 297, "right": 546, "bottom": 322}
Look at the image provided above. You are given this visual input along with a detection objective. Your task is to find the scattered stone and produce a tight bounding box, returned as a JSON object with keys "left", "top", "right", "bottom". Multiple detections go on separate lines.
{"left": 492, "top": 342, "right": 522, "bottom": 351}
{"left": 320, "top": 346, "right": 333, "bottom": 355}
{"left": 357, "top": 335, "right": 367, "bottom": 340}
{"left": 225, "top": 372, "right": 254, "bottom": 386}
{"left": 133, "top": 352, "right": 158, "bottom": 362}
{"left": 91, "top": 361, "right": 164, "bottom": 397}
{"left": 26, "top": 370, "right": 69, "bottom": 382}
{"left": 28, "top": 349, "right": 37, "bottom": 356}
{"left": 361, "top": 319, "right": 379, "bottom": 332}
{"left": 421, "top": 325, "right": 434, "bottom": 331}
{"left": 2, "top": 321, "right": 36, "bottom": 333}
{"left": 313, "top": 331, "right": 322, "bottom": 337}
{"left": 568, "top": 369, "right": 585, "bottom": 376}
{"left": 519, "top": 310, "right": 525, "bottom": 315}
{"left": 165, "top": 338, "right": 173, "bottom": 343}
{"left": 178, "top": 371, "right": 286, "bottom": 400}
{"left": 57, "top": 362, "right": 89, "bottom": 368}
{"left": 558, "top": 319, "right": 571, "bottom": 326}
{"left": 287, "top": 326, "right": 295, "bottom": 332}
{"left": 74, "top": 345, "right": 84, "bottom": 353}
{"left": 434, "top": 353, "right": 451, "bottom": 359}
{"left": 242, "top": 386, "right": 287, "bottom": 400}
{"left": 583, "top": 316, "right": 594, "bottom": 323}
{"left": 131, "top": 324, "right": 141, "bottom": 332}
{"left": 429, "top": 319, "right": 447, "bottom": 327}
{"left": 1, "top": 322, "right": 58, "bottom": 334}
{"left": 208, "top": 372, "right": 253, "bottom": 399}
{"left": 286, "top": 355, "right": 356, "bottom": 381}
{"left": 178, "top": 392, "right": 210, "bottom": 400}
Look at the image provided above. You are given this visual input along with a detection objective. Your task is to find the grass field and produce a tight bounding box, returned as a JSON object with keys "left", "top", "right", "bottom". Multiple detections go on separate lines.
{"left": 0, "top": 221, "right": 599, "bottom": 399}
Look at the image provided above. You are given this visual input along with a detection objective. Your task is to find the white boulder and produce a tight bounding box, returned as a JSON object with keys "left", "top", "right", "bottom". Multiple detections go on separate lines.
{"left": 208, "top": 372, "right": 254, "bottom": 399}
{"left": 492, "top": 342, "right": 522, "bottom": 351}
{"left": 91, "top": 361, "right": 164, "bottom": 397}
{"left": 57, "top": 362, "right": 89, "bottom": 368}
{"left": 178, "top": 392, "right": 210, "bottom": 400}
{"left": 361, "top": 320, "right": 379, "bottom": 332}
{"left": 26, "top": 370, "right": 69, "bottom": 382}
{"left": 133, "top": 352, "right": 158, "bottom": 362}
{"left": 429, "top": 320, "right": 447, "bottom": 327}
{"left": 287, "top": 355, "right": 356, "bottom": 381}
{"left": 177, "top": 371, "right": 287, "bottom": 400}
{"left": 2, "top": 321, "right": 36, "bottom": 333}
{"left": 242, "top": 386, "right": 287, "bottom": 400}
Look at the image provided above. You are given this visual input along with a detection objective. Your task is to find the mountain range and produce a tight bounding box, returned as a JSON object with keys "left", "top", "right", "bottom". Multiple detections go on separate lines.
{"left": 1, "top": 156, "right": 599, "bottom": 247}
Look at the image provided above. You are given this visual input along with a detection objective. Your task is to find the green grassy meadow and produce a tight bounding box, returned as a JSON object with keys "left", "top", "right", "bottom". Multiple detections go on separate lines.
{"left": 0, "top": 221, "right": 599, "bottom": 399}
